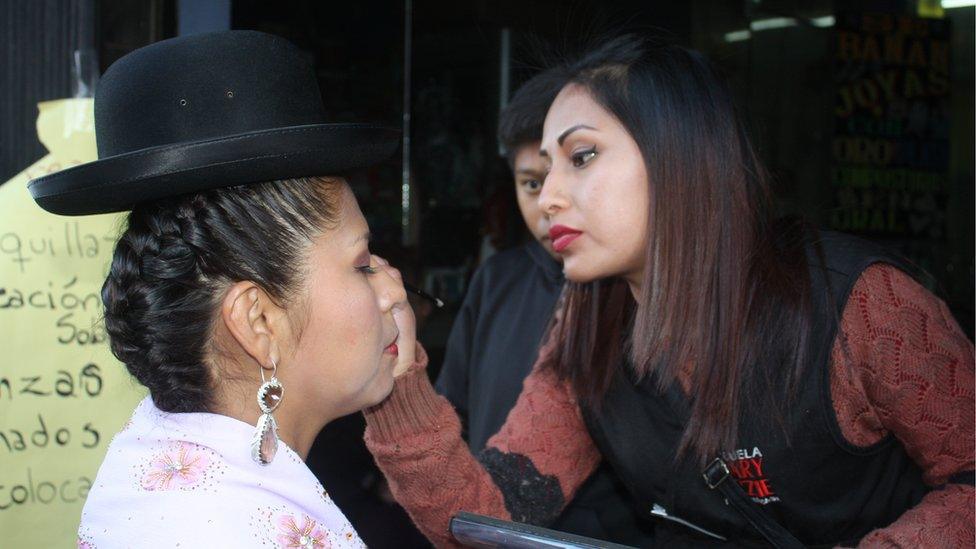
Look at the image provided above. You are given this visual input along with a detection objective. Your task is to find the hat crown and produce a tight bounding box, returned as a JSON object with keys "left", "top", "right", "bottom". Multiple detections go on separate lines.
{"left": 95, "top": 31, "right": 326, "bottom": 158}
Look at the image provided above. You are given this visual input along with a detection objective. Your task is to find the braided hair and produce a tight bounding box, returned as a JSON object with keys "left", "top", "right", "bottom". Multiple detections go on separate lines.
{"left": 101, "top": 176, "right": 342, "bottom": 413}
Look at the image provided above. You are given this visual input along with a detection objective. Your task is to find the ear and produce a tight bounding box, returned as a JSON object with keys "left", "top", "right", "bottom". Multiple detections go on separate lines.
{"left": 220, "top": 281, "right": 283, "bottom": 373}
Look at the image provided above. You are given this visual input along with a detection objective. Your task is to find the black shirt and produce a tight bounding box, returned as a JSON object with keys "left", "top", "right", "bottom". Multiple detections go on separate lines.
{"left": 436, "top": 240, "right": 563, "bottom": 450}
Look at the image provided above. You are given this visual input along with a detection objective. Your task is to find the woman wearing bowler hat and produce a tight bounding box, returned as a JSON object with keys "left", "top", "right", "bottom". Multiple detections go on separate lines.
{"left": 30, "top": 31, "right": 420, "bottom": 547}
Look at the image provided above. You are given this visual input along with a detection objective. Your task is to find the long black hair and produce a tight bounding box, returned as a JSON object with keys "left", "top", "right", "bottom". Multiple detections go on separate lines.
{"left": 544, "top": 36, "right": 814, "bottom": 464}
{"left": 102, "top": 177, "right": 342, "bottom": 413}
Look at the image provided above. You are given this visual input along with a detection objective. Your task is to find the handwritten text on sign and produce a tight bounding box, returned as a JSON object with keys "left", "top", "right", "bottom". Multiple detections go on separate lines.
{"left": 0, "top": 98, "right": 144, "bottom": 547}
{"left": 0, "top": 222, "right": 118, "bottom": 345}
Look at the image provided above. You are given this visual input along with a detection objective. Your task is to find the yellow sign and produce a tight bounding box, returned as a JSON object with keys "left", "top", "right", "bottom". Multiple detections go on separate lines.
{"left": 0, "top": 99, "right": 145, "bottom": 547}
{"left": 917, "top": 0, "right": 945, "bottom": 18}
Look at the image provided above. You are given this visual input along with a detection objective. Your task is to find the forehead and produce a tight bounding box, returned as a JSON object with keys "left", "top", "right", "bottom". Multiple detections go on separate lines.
{"left": 322, "top": 182, "right": 368, "bottom": 245}
{"left": 512, "top": 141, "right": 544, "bottom": 170}
{"left": 541, "top": 84, "right": 609, "bottom": 143}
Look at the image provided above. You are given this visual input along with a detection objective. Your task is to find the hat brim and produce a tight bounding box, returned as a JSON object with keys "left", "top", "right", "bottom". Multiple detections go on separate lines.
{"left": 28, "top": 123, "right": 400, "bottom": 215}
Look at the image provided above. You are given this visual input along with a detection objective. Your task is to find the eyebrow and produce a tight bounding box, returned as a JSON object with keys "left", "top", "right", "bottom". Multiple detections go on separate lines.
{"left": 557, "top": 124, "right": 596, "bottom": 146}
{"left": 540, "top": 123, "right": 598, "bottom": 158}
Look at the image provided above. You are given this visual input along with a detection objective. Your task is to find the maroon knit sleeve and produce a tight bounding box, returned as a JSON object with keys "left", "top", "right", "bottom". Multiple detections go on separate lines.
{"left": 829, "top": 263, "right": 975, "bottom": 547}
{"left": 363, "top": 341, "right": 600, "bottom": 547}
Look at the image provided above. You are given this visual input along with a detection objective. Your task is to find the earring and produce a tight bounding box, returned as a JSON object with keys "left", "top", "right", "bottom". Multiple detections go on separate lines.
{"left": 251, "top": 359, "right": 284, "bottom": 465}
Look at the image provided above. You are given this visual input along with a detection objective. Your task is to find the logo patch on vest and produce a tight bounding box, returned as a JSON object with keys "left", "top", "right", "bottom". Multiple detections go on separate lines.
{"left": 723, "top": 447, "right": 780, "bottom": 505}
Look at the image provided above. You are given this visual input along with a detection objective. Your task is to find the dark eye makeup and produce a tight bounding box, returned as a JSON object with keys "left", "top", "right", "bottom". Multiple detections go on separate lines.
{"left": 571, "top": 146, "right": 598, "bottom": 168}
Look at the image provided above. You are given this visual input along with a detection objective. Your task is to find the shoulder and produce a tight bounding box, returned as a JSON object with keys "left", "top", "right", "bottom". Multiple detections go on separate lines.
{"left": 832, "top": 263, "right": 974, "bottom": 481}
{"left": 843, "top": 263, "right": 968, "bottom": 350}
{"left": 807, "top": 230, "right": 911, "bottom": 278}
{"left": 476, "top": 244, "right": 536, "bottom": 279}
{"left": 81, "top": 492, "right": 358, "bottom": 547}
{"left": 464, "top": 244, "right": 541, "bottom": 302}
{"left": 804, "top": 231, "right": 938, "bottom": 323}
{"left": 82, "top": 452, "right": 362, "bottom": 547}
{"left": 80, "top": 482, "right": 259, "bottom": 546}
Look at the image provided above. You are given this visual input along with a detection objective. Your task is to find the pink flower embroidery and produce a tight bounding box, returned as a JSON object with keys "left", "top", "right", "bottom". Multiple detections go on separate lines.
{"left": 77, "top": 539, "right": 94, "bottom": 549}
{"left": 276, "top": 514, "right": 330, "bottom": 548}
{"left": 140, "top": 442, "right": 211, "bottom": 491}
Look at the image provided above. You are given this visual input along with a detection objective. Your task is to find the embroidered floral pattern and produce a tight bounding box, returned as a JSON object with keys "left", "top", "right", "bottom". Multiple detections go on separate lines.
{"left": 140, "top": 442, "right": 212, "bottom": 491}
{"left": 251, "top": 505, "right": 364, "bottom": 548}
{"left": 276, "top": 514, "right": 329, "bottom": 548}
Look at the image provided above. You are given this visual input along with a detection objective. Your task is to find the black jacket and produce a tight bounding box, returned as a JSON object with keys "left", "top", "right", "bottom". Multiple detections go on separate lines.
{"left": 582, "top": 232, "right": 934, "bottom": 547}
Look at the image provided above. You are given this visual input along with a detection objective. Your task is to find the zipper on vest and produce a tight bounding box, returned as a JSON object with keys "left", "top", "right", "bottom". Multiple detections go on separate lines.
{"left": 650, "top": 503, "right": 727, "bottom": 541}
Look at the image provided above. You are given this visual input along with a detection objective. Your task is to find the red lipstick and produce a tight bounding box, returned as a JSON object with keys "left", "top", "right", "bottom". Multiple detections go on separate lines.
{"left": 549, "top": 224, "right": 583, "bottom": 253}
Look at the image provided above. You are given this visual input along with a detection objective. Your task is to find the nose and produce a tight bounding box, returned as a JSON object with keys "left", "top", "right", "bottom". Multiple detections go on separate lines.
{"left": 538, "top": 168, "right": 569, "bottom": 217}
{"left": 372, "top": 257, "right": 407, "bottom": 313}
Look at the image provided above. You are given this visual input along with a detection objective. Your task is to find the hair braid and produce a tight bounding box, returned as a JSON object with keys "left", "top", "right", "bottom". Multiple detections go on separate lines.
{"left": 101, "top": 177, "right": 341, "bottom": 412}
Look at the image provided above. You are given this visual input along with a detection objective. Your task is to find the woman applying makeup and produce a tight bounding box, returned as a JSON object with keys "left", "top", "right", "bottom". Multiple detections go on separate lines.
{"left": 365, "top": 36, "right": 974, "bottom": 548}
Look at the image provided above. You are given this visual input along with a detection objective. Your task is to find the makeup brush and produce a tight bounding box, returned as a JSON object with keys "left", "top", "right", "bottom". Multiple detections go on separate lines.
{"left": 404, "top": 283, "right": 444, "bottom": 308}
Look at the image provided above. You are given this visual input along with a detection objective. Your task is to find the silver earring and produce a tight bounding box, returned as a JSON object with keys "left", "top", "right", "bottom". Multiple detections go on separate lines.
{"left": 250, "top": 359, "right": 283, "bottom": 465}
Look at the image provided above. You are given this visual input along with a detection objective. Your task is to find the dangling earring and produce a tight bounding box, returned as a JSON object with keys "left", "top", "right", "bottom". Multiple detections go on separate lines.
{"left": 251, "top": 359, "right": 283, "bottom": 465}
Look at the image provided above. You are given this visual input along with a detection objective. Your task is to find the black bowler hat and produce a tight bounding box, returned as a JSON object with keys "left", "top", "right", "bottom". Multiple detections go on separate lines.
{"left": 29, "top": 30, "right": 400, "bottom": 215}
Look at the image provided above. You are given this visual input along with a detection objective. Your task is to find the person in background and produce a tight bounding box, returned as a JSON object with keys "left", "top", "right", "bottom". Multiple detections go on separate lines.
{"left": 434, "top": 69, "right": 654, "bottom": 545}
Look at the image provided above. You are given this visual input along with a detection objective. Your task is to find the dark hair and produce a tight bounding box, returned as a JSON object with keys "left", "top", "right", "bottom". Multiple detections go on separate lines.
{"left": 545, "top": 36, "right": 813, "bottom": 464}
{"left": 102, "top": 177, "right": 342, "bottom": 413}
{"left": 498, "top": 69, "right": 565, "bottom": 167}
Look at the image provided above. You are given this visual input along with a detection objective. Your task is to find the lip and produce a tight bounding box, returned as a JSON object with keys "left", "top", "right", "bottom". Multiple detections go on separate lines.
{"left": 383, "top": 333, "right": 399, "bottom": 356}
{"left": 549, "top": 224, "right": 583, "bottom": 253}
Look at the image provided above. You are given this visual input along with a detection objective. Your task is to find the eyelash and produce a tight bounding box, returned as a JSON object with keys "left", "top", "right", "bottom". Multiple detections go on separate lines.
{"left": 356, "top": 265, "right": 377, "bottom": 275}
{"left": 571, "top": 146, "right": 597, "bottom": 168}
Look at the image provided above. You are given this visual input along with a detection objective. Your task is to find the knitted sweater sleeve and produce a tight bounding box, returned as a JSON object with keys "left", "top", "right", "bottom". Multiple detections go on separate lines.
{"left": 829, "top": 263, "right": 975, "bottom": 548}
{"left": 363, "top": 342, "right": 601, "bottom": 548}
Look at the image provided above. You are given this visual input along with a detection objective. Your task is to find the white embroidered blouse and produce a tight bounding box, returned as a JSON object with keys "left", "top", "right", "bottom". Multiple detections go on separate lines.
{"left": 78, "top": 397, "right": 365, "bottom": 548}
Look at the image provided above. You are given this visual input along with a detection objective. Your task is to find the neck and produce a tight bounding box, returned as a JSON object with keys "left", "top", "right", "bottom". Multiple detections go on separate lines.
{"left": 215, "top": 400, "right": 329, "bottom": 460}
{"left": 211, "top": 378, "right": 332, "bottom": 461}
{"left": 273, "top": 403, "right": 331, "bottom": 460}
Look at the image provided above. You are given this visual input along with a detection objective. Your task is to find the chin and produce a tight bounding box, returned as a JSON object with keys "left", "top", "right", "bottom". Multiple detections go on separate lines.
{"left": 367, "top": 373, "right": 396, "bottom": 407}
{"left": 561, "top": 258, "right": 603, "bottom": 283}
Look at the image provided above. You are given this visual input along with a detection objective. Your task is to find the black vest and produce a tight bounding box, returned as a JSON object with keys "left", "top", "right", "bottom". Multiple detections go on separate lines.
{"left": 582, "top": 232, "right": 931, "bottom": 548}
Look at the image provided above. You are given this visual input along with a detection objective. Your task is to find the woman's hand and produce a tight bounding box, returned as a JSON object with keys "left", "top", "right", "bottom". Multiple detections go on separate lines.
{"left": 372, "top": 255, "right": 417, "bottom": 378}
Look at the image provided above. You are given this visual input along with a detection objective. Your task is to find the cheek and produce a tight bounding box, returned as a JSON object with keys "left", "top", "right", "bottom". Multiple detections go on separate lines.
{"left": 599, "top": 156, "right": 647, "bottom": 234}
{"left": 515, "top": 191, "right": 535, "bottom": 220}
{"left": 297, "top": 282, "right": 383, "bottom": 387}
{"left": 339, "top": 289, "right": 383, "bottom": 359}
{"left": 516, "top": 193, "right": 546, "bottom": 234}
{"left": 566, "top": 160, "right": 649, "bottom": 279}
{"left": 312, "top": 284, "right": 379, "bottom": 344}
{"left": 614, "top": 168, "right": 650, "bottom": 254}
